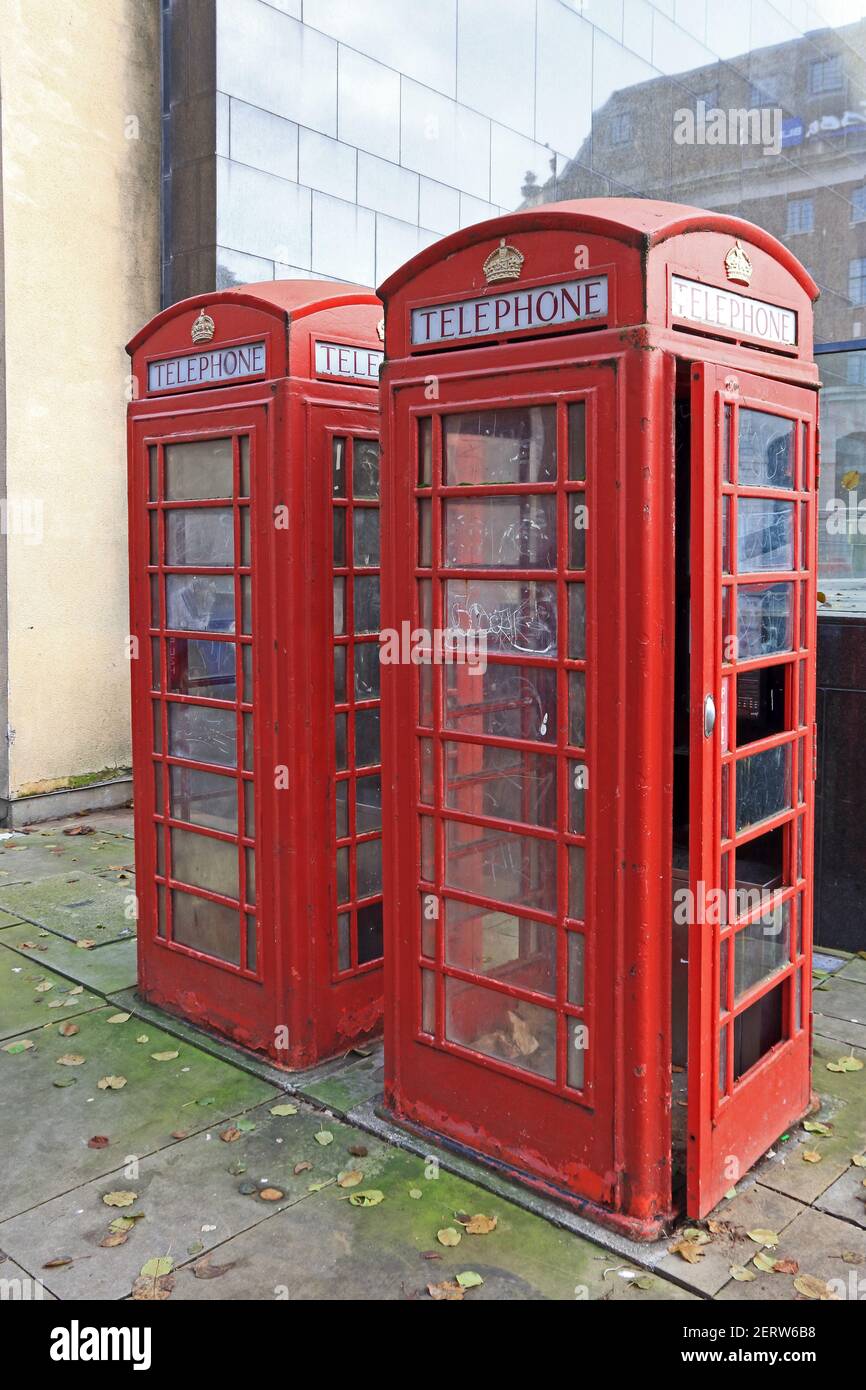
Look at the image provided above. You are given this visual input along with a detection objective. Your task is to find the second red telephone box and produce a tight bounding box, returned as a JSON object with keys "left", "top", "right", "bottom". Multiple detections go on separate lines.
{"left": 127, "top": 281, "right": 385, "bottom": 1067}
{"left": 378, "top": 200, "right": 819, "bottom": 1235}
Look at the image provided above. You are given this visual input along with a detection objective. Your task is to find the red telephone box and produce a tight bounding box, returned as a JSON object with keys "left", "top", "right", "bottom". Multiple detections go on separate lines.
{"left": 127, "top": 281, "right": 385, "bottom": 1067}
{"left": 378, "top": 200, "right": 819, "bottom": 1235}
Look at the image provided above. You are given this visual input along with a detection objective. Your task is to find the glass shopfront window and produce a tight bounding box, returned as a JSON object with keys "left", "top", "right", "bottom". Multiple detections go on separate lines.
{"left": 817, "top": 347, "right": 866, "bottom": 616}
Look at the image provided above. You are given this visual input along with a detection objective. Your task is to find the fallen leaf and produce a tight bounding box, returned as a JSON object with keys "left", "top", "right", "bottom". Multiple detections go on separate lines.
{"left": 75, "top": 939, "right": 96, "bottom": 950}
{"left": 258, "top": 1188, "right": 285, "bottom": 1202}
{"left": 56, "top": 1054, "right": 86, "bottom": 1067}
{"left": 102, "top": 1190, "right": 138, "bottom": 1208}
{"left": 803, "top": 1121, "right": 832, "bottom": 1136}
{"left": 97, "top": 1075, "right": 127, "bottom": 1090}
{"left": 100, "top": 1232, "right": 128, "bottom": 1248}
{"left": 293, "top": 1161, "right": 312, "bottom": 1175}
{"left": 427, "top": 1279, "right": 464, "bottom": 1300}
{"left": 58, "top": 1022, "right": 79, "bottom": 1037}
{"left": 851, "top": 1154, "right": 866, "bottom": 1168}
{"left": 349, "top": 1190, "right": 385, "bottom": 1208}
{"left": 793, "top": 1273, "right": 839, "bottom": 1300}
{"left": 730, "top": 1264, "right": 757, "bottom": 1282}
{"left": 108, "top": 1217, "right": 136, "bottom": 1232}
{"left": 53, "top": 1077, "right": 76, "bottom": 1088}
{"left": 464, "top": 1213, "right": 497, "bottom": 1235}
{"left": 64, "top": 825, "right": 94, "bottom": 836}
{"left": 131, "top": 1274, "right": 174, "bottom": 1301}
{"left": 681, "top": 1227, "right": 711, "bottom": 1245}
{"left": 269, "top": 1103, "right": 298, "bottom": 1116}
{"left": 507, "top": 1009, "right": 539, "bottom": 1056}
{"left": 773, "top": 1258, "right": 799, "bottom": 1275}
{"left": 228, "top": 1161, "right": 247, "bottom": 1176}
{"left": 455, "top": 1270, "right": 484, "bottom": 1289}
{"left": 348, "top": 1144, "right": 368, "bottom": 1157}
{"left": 2, "top": 1039, "right": 34, "bottom": 1054}
{"left": 841, "top": 1250, "right": 864, "bottom": 1265}
{"left": 140, "top": 1257, "right": 173, "bottom": 1279}
{"left": 235, "top": 1118, "right": 255, "bottom": 1132}
{"left": 669, "top": 1239, "right": 705, "bottom": 1264}
{"left": 724, "top": 1186, "right": 738, "bottom": 1200}
{"left": 753, "top": 1251, "right": 778, "bottom": 1272}
{"left": 87, "top": 1135, "right": 110, "bottom": 1149}
{"left": 192, "top": 1254, "right": 236, "bottom": 1279}
{"left": 170, "top": 1130, "right": 189, "bottom": 1140}
{"left": 43, "top": 1256, "right": 73, "bottom": 1268}
{"left": 826, "top": 1056, "right": 864, "bottom": 1073}
{"left": 219, "top": 1128, "right": 242, "bottom": 1143}
{"left": 409, "top": 1188, "right": 423, "bottom": 1200}
{"left": 150, "top": 1051, "right": 179, "bottom": 1062}
{"left": 314, "top": 1130, "right": 334, "bottom": 1146}
{"left": 337, "top": 1169, "right": 364, "bottom": 1188}
{"left": 136, "top": 1035, "right": 149, "bottom": 1044}
{"left": 107, "top": 1013, "right": 131, "bottom": 1024}
{"left": 437, "top": 1227, "right": 462, "bottom": 1247}
{"left": 747, "top": 1228, "right": 780, "bottom": 1249}
{"left": 34, "top": 981, "right": 53, "bottom": 993}
{"left": 841, "top": 469, "right": 861, "bottom": 490}
{"left": 68, "top": 986, "right": 84, "bottom": 995}
{"left": 802, "top": 1150, "right": 823, "bottom": 1163}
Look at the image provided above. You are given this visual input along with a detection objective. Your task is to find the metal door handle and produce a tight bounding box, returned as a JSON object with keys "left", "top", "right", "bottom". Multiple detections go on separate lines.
{"left": 704, "top": 694, "right": 716, "bottom": 739}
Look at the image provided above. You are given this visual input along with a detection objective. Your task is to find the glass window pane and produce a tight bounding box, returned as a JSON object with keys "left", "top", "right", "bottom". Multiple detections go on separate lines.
{"left": 569, "top": 760, "right": 586, "bottom": 833}
{"left": 357, "top": 838, "right": 382, "bottom": 898}
{"left": 149, "top": 445, "right": 159, "bottom": 501}
{"left": 445, "top": 977, "right": 555, "bottom": 1079}
{"left": 335, "top": 712, "right": 348, "bottom": 771}
{"left": 567, "top": 932, "right": 584, "bottom": 1006}
{"left": 445, "top": 579, "right": 557, "bottom": 656}
{"left": 569, "top": 669, "right": 586, "bottom": 746}
{"left": 444, "top": 661, "right": 556, "bottom": 744}
{"left": 355, "top": 708, "right": 381, "bottom": 767}
{"left": 444, "top": 819, "right": 557, "bottom": 915}
{"left": 170, "top": 765, "right": 237, "bottom": 833}
{"left": 166, "top": 574, "right": 235, "bottom": 633}
{"left": 167, "top": 637, "right": 236, "bottom": 701}
{"left": 168, "top": 702, "right": 236, "bottom": 767}
{"left": 353, "top": 508, "right": 380, "bottom": 567}
{"left": 737, "top": 499, "right": 795, "bottom": 573}
{"left": 333, "top": 577, "right": 345, "bottom": 635}
{"left": 738, "top": 410, "right": 795, "bottom": 490}
{"left": 165, "top": 438, "right": 233, "bottom": 500}
{"left": 332, "top": 437, "right": 346, "bottom": 497}
{"left": 356, "top": 774, "right": 382, "bottom": 832}
{"left": 736, "top": 743, "right": 791, "bottom": 833}
{"left": 353, "top": 439, "right": 380, "bottom": 498}
{"left": 569, "top": 494, "right": 587, "bottom": 569}
{"left": 337, "top": 911, "right": 351, "bottom": 971}
{"left": 444, "top": 406, "right": 556, "bottom": 484}
{"left": 357, "top": 900, "right": 383, "bottom": 963}
{"left": 443, "top": 496, "right": 556, "bottom": 569}
{"left": 568, "top": 583, "right": 586, "bottom": 659}
{"left": 246, "top": 914, "right": 257, "bottom": 971}
{"left": 165, "top": 508, "right": 233, "bottom": 566}
{"left": 337, "top": 845, "right": 349, "bottom": 903}
{"left": 418, "top": 498, "right": 432, "bottom": 567}
{"left": 172, "top": 889, "right": 239, "bottom": 964}
{"left": 567, "top": 1018, "right": 585, "bottom": 1089}
{"left": 444, "top": 897, "right": 556, "bottom": 997}
{"left": 418, "top": 416, "right": 433, "bottom": 486}
{"left": 335, "top": 780, "right": 349, "bottom": 839}
{"left": 568, "top": 402, "right": 586, "bottom": 481}
{"left": 733, "top": 980, "right": 784, "bottom": 1082}
{"left": 444, "top": 742, "right": 557, "bottom": 828}
{"left": 569, "top": 845, "right": 585, "bottom": 920}
{"left": 354, "top": 575, "right": 380, "bottom": 632}
{"left": 354, "top": 642, "right": 380, "bottom": 700}
{"left": 334, "top": 645, "right": 347, "bottom": 703}
{"left": 734, "top": 900, "right": 790, "bottom": 1001}
{"left": 736, "top": 582, "right": 794, "bottom": 658}
{"left": 332, "top": 507, "right": 346, "bottom": 566}
{"left": 170, "top": 827, "right": 239, "bottom": 900}
{"left": 239, "top": 437, "right": 250, "bottom": 497}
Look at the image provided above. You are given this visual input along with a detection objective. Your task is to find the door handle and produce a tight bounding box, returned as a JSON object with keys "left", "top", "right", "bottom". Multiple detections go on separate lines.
{"left": 704, "top": 694, "right": 716, "bottom": 739}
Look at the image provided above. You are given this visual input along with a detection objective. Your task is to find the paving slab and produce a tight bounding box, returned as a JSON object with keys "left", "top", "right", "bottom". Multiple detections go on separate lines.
{"left": 167, "top": 1139, "right": 696, "bottom": 1303}
{"left": 715, "top": 1204, "right": 866, "bottom": 1301}
{"left": 813, "top": 1012, "right": 866, "bottom": 1050}
{"left": 0, "top": 871, "right": 136, "bottom": 945}
{"left": 0, "top": 1259, "right": 57, "bottom": 1300}
{"left": 298, "top": 1047, "right": 385, "bottom": 1115}
{"left": 810, "top": 974, "right": 866, "bottom": 1026}
{"left": 813, "top": 1159, "right": 866, "bottom": 1230}
{"left": 838, "top": 957, "right": 866, "bottom": 985}
{"left": 0, "top": 943, "right": 104, "bottom": 1041}
{"left": 0, "top": 923, "right": 138, "bottom": 995}
{"left": 0, "top": 1005, "right": 278, "bottom": 1221}
{"left": 0, "top": 831, "right": 133, "bottom": 885}
{"left": 0, "top": 1099, "right": 379, "bottom": 1299}
{"left": 655, "top": 1184, "right": 805, "bottom": 1296}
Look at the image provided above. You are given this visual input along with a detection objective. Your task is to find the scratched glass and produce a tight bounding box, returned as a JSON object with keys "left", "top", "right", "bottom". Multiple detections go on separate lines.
{"left": 445, "top": 977, "right": 556, "bottom": 1080}
{"left": 737, "top": 410, "right": 795, "bottom": 490}
{"left": 164, "top": 438, "right": 233, "bottom": 501}
{"left": 165, "top": 508, "right": 234, "bottom": 567}
{"left": 443, "top": 495, "right": 557, "bottom": 569}
{"left": 354, "top": 641, "right": 381, "bottom": 700}
{"left": 444, "top": 742, "right": 557, "bottom": 828}
{"left": 736, "top": 743, "right": 791, "bottom": 833}
{"left": 736, "top": 581, "right": 794, "bottom": 658}
{"left": 166, "top": 637, "right": 236, "bottom": 701}
{"left": 166, "top": 574, "right": 235, "bottom": 633}
{"left": 443, "top": 818, "right": 557, "bottom": 915}
{"left": 734, "top": 899, "right": 791, "bottom": 1001}
{"left": 353, "top": 508, "right": 380, "bottom": 567}
{"left": 445, "top": 579, "right": 557, "bottom": 656}
{"left": 737, "top": 498, "right": 795, "bottom": 573}
{"left": 170, "top": 826, "right": 239, "bottom": 901}
{"left": 444, "top": 895, "right": 556, "bottom": 996}
{"left": 353, "top": 439, "right": 380, "bottom": 499}
{"left": 444, "top": 405, "right": 556, "bottom": 484}
{"left": 443, "top": 661, "right": 557, "bottom": 744}
{"left": 168, "top": 702, "right": 237, "bottom": 767}
{"left": 169, "top": 765, "right": 237, "bottom": 834}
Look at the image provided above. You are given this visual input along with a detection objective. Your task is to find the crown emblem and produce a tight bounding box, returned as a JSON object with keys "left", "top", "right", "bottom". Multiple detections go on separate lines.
{"left": 376, "top": 316, "right": 385, "bottom": 342}
{"left": 483, "top": 238, "right": 525, "bottom": 284}
{"left": 724, "top": 240, "right": 753, "bottom": 286}
{"left": 191, "top": 309, "right": 215, "bottom": 344}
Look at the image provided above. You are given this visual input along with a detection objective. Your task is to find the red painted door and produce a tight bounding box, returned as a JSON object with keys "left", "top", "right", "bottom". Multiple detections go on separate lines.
{"left": 688, "top": 362, "right": 818, "bottom": 1216}
{"left": 384, "top": 363, "right": 622, "bottom": 1210}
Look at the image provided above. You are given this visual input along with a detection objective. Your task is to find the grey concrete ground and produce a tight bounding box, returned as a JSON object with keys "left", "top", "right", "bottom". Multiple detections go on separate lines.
{"left": 1, "top": 810, "right": 864, "bottom": 1302}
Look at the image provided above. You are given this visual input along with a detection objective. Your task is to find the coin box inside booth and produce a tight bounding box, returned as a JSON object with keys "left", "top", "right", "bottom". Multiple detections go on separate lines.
{"left": 377, "top": 200, "right": 820, "bottom": 1234}
{"left": 127, "top": 282, "right": 385, "bottom": 1067}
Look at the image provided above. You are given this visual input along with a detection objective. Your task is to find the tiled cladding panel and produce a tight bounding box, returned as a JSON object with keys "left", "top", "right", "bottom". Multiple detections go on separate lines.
{"left": 210, "top": 0, "right": 866, "bottom": 331}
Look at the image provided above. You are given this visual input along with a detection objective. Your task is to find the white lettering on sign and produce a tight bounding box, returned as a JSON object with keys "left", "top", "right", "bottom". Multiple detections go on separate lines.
{"left": 147, "top": 341, "right": 267, "bottom": 392}
{"left": 670, "top": 275, "right": 797, "bottom": 347}
{"left": 410, "top": 277, "right": 608, "bottom": 346}
{"left": 314, "top": 341, "right": 383, "bottom": 382}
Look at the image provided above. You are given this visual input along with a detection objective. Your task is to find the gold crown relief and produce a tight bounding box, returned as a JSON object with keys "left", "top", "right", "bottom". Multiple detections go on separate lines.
{"left": 724, "top": 240, "right": 753, "bottom": 286}
{"left": 483, "top": 238, "right": 525, "bottom": 284}
{"left": 191, "top": 309, "right": 216, "bottom": 344}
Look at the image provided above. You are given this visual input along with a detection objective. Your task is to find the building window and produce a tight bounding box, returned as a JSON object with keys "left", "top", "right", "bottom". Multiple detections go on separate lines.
{"left": 611, "top": 113, "right": 632, "bottom": 145}
{"left": 849, "top": 259, "right": 866, "bottom": 305}
{"left": 817, "top": 348, "right": 866, "bottom": 615}
{"left": 786, "top": 198, "right": 814, "bottom": 235}
{"left": 750, "top": 78, "right": 780, "bottom": 106}
{"left": 852, "top": 186, "right": 866, "bottom": 224}
{"left": 694, "top": 88, "right": 718, "bottom": 112}
{"left": 808, "top": 56, "right": 843, "bottom": 95}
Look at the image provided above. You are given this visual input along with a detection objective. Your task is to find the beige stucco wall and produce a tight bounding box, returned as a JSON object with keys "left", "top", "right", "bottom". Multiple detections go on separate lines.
{"left": 0, "top": 0, "right": 160, "bottom": 797}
